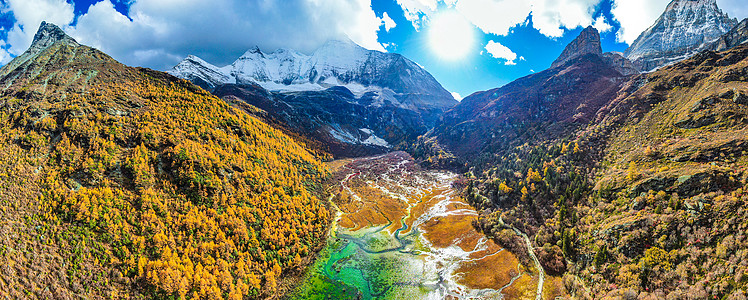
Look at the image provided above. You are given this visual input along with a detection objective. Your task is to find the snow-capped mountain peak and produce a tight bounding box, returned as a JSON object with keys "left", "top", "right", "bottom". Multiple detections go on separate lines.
{"left": 169, "top": 54, "right": 232, "bottom": 90}
{"left": 240, "top": 46, "right": 265, "bottom": 59}
{"left": 624, "top": 0, "right": 737, "bottom": 72}
{"left": 169, "top": 39, "right": 457, "bottom": 112}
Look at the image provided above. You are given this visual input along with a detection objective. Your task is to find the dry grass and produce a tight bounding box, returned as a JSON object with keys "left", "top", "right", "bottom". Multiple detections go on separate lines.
{"left": 543, "top": 275, "right": 569, "bottom": 299}
{"left": 455, "top": 247, "right": 520, "bottom": 289}
{"left": 336, "top": 184, "right": 408, "bottom": 232}
{"left": 422, "top": 213, "right": 481, "bottom": 251}
{"left": 501, "top": 273, "right": 538, "bottom": 300}
{"left": 402, "top": 188, "right": 447, "bottom": 235}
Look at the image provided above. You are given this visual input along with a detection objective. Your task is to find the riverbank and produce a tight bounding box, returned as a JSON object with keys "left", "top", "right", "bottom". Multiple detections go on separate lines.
{"left": 291, "top": 152, "right": 544, "bottom": 299}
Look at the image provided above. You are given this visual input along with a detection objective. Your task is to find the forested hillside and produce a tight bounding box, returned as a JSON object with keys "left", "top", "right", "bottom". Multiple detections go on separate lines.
{"left": 0, "top": 22, "right": 330, "bottom": 299}
{"left": 450, "top": 43, "right": 748, "bottom": 298}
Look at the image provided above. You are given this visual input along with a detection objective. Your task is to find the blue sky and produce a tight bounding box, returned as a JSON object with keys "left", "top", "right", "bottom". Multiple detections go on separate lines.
{"left": 370, "top": 0, "right": 631, "bottom": 97}
{"left": 0, "top": 0, "right": 746, "bottom": 98}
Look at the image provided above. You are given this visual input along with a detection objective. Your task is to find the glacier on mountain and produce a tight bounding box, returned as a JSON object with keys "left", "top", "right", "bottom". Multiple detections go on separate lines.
{"left": 624, "top": 0, "right": 737, "bottom": 72}
{"left": 169, "top": 39, "right": 456, "bottom": 113}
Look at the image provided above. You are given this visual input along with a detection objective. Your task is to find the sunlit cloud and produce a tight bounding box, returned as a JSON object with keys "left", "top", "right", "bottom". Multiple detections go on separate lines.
{"left": 0, "top": 0, "right": 388, "bottom": 70}
{"left": 484, "top": 40, "right": 518, "bottom": 65}
{"left": 396, "top": 0, "right": 600, "bottom": 38}
{"left": 592, "top": 15, "right": 612, "bottom": 33}
{"left": 382, "top": 12, "right": 397, "bottom": 31}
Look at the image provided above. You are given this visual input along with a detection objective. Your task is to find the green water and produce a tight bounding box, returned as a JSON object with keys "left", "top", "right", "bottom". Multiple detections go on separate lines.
{"left": 290, "top": 223, "right": 435, "bottom": 300}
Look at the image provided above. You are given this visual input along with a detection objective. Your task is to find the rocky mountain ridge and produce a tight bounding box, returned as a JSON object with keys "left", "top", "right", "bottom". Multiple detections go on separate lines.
{"left": 170, "top": 40, "right": 459, "bottom": 158}
{"left": 426, "top": 27, "right": 629, "bottom": 162}
{"left": 551, "top": 26, "right": 638, "bottom": 76}
{"left": 551, "top": 26, "right": 602, "bottom": 69}
{"left": 169, "top": 39, "right": 457, "bottom": 114}
{"left": 624, "top": 0, "right": 737, "bottom": 72}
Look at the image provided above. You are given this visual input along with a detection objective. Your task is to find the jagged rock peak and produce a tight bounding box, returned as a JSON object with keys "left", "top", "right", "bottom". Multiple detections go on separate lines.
{"left": 551, "top": 26, "right": 602, "bottom": 69}
{"left": 711, "top": 18, "right": 748, "bottom": 51}
{"left": 29, "top": 21, "right": 78, "bottom": 54}
{"left": 624, "top": 0, "right": 736, "bottom": 72}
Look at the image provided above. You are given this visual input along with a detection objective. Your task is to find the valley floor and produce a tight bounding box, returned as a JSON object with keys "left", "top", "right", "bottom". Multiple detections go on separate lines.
{"left": 291, "top": 152, "right": 566, "bottom": 299}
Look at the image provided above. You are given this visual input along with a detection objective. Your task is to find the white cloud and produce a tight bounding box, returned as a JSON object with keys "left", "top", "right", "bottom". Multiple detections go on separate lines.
{"left": 396, "top": 0, "right": 438, "bottom": 30}
{"left": 610, "top": 0, "right": 669, "bottom": 45}
{"left": 329, "top": 0, "right": 387, "bottom": 52}
{"left": 530, "top": 0, "right": 599, "bottom": 38}
{"left": 396, "top": 0, "right": 601, "bottom": 39}
{"left": 592, "top": 15, "right": 612, "bottom": 33}
{"left": 1, "top": 0, "right": 75, "bottom": 55}
{"left": 1, "top": 0, "right": 387, "bottom": 70}
{"left": 0, "top": 40, "right": 9, "bottom": 65}
{"left": 382, "top": 12, "right": 397, "bottom": 31}
{"left": 382, "top": 42, "right": 397, "bottom": 50}
{"left": 455, "top": 0, "right": 531, "bottom": 36}
{"left": 451, "top": 91, "right": 462, "bottom": 101}
{"left": 484, "top": 40, "right": 518, "bottom": 65}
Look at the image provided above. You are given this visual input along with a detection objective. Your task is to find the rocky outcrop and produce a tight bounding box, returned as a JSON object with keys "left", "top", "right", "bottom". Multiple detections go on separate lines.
{"left": 710, "top": 18, "right": 748, "bottom": 51}
{"left": 551, "top": 26, "right": 602, "bottom": 69}
{"left": 602, "top": 52, "right": 639, "bottom": 76}
{"left": 28, "top": 21, "right": 79, "bottom": 55}
{"left": 0, "top": 21, "right": 80, "bottom": 80}
{"left": 551, "top": 27, "right": 637, "bottom": 76}
{"left": 624, "top": 0, "right": 737, "bottom": 72}
{"left": 214, "top": 83, "right": 425, "bottom": 157}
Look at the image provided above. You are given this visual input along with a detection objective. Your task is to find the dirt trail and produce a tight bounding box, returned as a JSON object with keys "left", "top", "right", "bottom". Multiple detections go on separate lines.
{"left": 500, "top": 216, "right": 545, "bottom": 300}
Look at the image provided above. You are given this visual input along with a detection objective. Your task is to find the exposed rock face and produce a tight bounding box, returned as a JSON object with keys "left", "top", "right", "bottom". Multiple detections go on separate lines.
{"left": 602, "top": 52, "right": 639, "bottom": 76}
{"left": 551, "top": 26, "right": 602, "bottom": 69}
{"left": 215, "top": 84, "right": 424, "bottom": 157}
{"left": 710, "top": 18, "right": 748, "bottom": 51}
{"left": 28, "top": 21, "right": 79, "bottom": 55}
{"left": 0, "top": 21, "right": 80, "bottom": 80}
{"left": 551, "top": 27, "right": 638, "bottom": 76}
{"left": 624, "top": 0, "right": 737, "bottom": 72}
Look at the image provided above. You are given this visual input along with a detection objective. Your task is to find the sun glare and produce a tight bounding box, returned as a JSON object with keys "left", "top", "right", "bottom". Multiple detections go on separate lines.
{"left": 428, "top": 11, "right": 475, "bottom": 61}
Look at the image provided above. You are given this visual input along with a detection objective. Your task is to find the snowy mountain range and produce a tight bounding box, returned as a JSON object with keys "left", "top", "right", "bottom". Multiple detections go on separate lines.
{"left": 624, "top": 0, "right": 737, "bottom": 72}
{"left": 169, "top": 39, "right": 456, "bottom": 113}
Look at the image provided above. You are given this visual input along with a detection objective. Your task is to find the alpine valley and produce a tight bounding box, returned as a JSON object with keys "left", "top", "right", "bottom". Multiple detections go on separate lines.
{"left": 1, "top": 0, "right": 748, "bottom": 299}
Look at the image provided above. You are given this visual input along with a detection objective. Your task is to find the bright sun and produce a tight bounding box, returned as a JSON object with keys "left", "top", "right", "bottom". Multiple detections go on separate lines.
{"left": 428, "top": 11, "right": 475, "bottom": 60}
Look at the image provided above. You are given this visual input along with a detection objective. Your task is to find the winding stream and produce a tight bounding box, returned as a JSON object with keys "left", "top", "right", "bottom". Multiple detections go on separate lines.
{"left": 291, "top": 152, "right": 543, "bottom": 299}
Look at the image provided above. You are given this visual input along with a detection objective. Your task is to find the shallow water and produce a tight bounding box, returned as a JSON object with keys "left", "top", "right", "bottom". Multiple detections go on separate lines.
{"left": 291, "top": 152, "right": 535, "bottom": 299}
